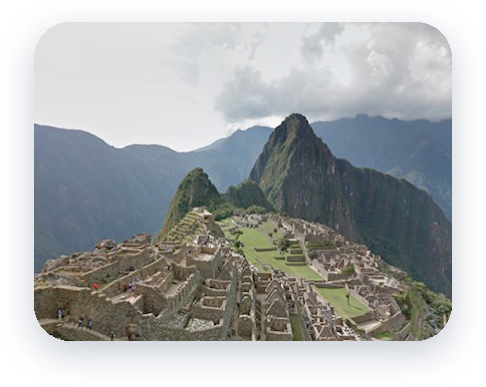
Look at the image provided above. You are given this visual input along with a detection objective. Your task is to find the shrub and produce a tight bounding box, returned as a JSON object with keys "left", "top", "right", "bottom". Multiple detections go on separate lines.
{"left": 278, "top": 236, "right": 290, "bottom": 251}
{"left": 340, "top": 266, "right": 356, "bottom": 277}
{"left": 244, "top": 205, "right": 268, "bottom": 215}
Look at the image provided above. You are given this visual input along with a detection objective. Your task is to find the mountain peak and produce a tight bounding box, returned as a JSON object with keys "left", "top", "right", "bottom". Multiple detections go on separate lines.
{"left": 278, "top": 113, "right": 316, "bottom": 138}
{"left": 157, "top": 167, "right": 222, "bottom": 239}
{"left": 263, "top": 113, "right": 321, "bottom": 153}
{"left": 249, "top": 114, "right": 452, "bottom": 297}
{"left": 285, "top": 112, "right": 310, "bottom": 124}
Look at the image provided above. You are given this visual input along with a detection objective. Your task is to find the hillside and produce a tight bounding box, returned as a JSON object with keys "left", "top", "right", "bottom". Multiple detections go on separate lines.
{"left": 250, "top": 114, "right": 452, "bottom": 297}
{"left": 225, "top": 180, "right": 274, "bottom": 211}
{"left": 34, "top": 125, "right": 171, "bottom": 272}
{"left": 312, "top": 115, "right": 452, "bottom": 219}
{"left": 157, "top": 168, "right": 223, "bottom": 239}
{"left": 34, "top": 117, "right": 452, "bottom": 272}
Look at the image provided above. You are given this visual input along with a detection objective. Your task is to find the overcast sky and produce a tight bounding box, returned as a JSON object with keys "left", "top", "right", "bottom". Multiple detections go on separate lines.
{"left": 35, "top": 23, "right": 451, "bottom": 152}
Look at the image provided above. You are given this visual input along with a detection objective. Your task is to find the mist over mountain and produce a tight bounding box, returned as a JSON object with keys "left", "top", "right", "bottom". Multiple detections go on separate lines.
{"left": 250, "top": 114, "right": 452, "bottom": 297}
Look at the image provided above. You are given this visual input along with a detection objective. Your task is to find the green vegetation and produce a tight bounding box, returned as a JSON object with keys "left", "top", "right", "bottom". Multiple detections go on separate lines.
{"left": 217, "top": 218, "right": 321, "bottom": 280}
{"left": 244, "top": 205, "right": 268, "bottom": 215}
{"left": 290, "top": 315, "right": 305, "bottom": 341}
{"left": 163, "top": 210, "right": 207, "bottom": 243}
{"left": 225, "top": 180, "right": 274, "bottom": 212}
{"left": 306, "top": 239, "right": 336, "bottom": 250}
{"left": 249, "top": 113, "right": 452, "bottom": 298}
{"left": 277, "top": 236, "right": 290, "bottom": 251}
{"left": 392, "top": 277, "right": 451, "bottom": 339}
{"left": 158, "top": 168, "right": 223, "bottom": 239}
{"left": 160, "top": 170, "right": 281, "bottom": 240}
{"left": 412, "top": 281, "right": 452, "bottom": 316}
{"left": 314, "top": 286, "right": 371, "bottom": 320}
{"left": 409, "top": 288, "right": 427, "bottom": 338}
{"left": 373, "top": 331, "right": 394, "bottom": 341}
{"left": 340, "top": 266, "right": 356, "bottom": 277}
{"left": 212, "top": 202, "right": 237, "bottom": 221}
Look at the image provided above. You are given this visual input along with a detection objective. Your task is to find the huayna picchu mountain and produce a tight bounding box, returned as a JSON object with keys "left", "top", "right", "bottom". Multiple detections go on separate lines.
{"left": 250, "top": 114, "right": 452, "bottom": 297}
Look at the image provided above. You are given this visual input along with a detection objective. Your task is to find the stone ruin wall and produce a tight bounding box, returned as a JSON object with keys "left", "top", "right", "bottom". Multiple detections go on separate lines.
{"left": 192, "top": 297, "right": 226, "bottom": 321}
{"left": 237, "top": 314, "right": 254, "bottom": 338}
{"left": 202, "top": 278, "right": 231, "bottom": 297}
{"left": 188, "top": 246, "right": 226, "bottom": 279}
{"left": 137, "top": 285, "right": 168, "bottom": 316}
{"left": 217, "top": 264, "right": 238, "bottom": 338}
{"left": 137, "top": 318, "right": 225, "bottom": 341}
{"left": 101, "top": 258, "right": 168, "bottom": 298}
{"left": 35, "top": 260, "right": 204, "bottom": 340}
{"left": 41, "top": 321, "right": 109, "bottom": 341}
{"left": 115, "top": 247, "right": 154, "bottom": 272}
{"left": 158, "top": 271, "right": 202, "bottom": 319}
{"left": 35, "top": 286, "right": 142, "bottom": 338}
{"left": 265, "top": 317, "right": 293, "bottom": 341}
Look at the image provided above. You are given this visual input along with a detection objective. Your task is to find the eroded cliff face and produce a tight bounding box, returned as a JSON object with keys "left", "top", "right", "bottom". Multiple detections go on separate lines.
{"left": 250, "top": 114, "right": 452, "bottom": 297}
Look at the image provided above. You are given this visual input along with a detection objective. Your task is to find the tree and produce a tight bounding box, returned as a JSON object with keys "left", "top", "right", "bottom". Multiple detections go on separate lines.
{"left": 233, "top": 230, "right": 243, "bottom": 240}
{"left": 340, "top": 265, "right": 356, "bottom": 277}
{"left": 278, "top": 236, "right": 290, "bottom": 252}
{"left": 244, "top": 205, "right": 267, "bottom": 215}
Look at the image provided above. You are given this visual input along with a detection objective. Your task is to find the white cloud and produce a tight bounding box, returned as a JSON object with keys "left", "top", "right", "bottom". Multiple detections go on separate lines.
{"left": 216, "top": 23, "right": 452, "bottom": 125}
{"left": 35, "top": 23, "right": 452, "bottom": 151}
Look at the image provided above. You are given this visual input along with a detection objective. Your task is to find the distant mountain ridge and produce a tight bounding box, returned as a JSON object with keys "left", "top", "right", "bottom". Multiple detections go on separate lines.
{"left": 249, "top": 114, "right": 452, "bottom": 297}
{"left": 34, "top": 125, "right": 173, "bottom": 272}
{"left": 34, "top": 115, "right": 451, "bottom": 274}
{"left": 311, "top": 115, "right": 452, "bottom": 220}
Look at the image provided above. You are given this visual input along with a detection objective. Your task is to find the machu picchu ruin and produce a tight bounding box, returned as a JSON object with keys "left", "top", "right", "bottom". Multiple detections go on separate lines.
{"left": 35, "top": 207, "right": 450, "bottom": 341}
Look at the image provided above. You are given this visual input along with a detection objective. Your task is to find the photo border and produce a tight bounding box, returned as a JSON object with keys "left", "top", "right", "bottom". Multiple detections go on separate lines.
{"left": 1, "top": 3, "right": 483, "bottom": 383}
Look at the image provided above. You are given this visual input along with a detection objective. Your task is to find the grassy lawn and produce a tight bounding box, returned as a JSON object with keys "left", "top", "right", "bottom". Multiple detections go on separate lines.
{"left": 314, "top": 286, "right": 371, "bottom": 319}
{"left": 217, "top": 218, "right": 321, "bottom": 280}
{"left": 409, "top": 286, "right": 426, "bottom": 339}
{"left": 290, "top": 315, "right": 305, "bottom": 341}
{"left": 239, "top": 227, "right": 321, "bottom": 280}
{"left": 216, "top": 218, "right": 235, "bottom": 229}
{"left": 259, "top": 221, "right": 283, "bottom": 240}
